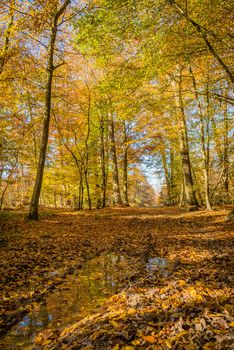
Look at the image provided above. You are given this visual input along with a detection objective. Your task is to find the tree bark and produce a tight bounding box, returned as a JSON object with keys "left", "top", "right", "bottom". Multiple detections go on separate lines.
{"left": 78, "top": 175, "right": 84, "bottom": 210}
{"left": 99, "top": 111, "right": 107, "bottom": 208}
{"left": 28, "top": 0, "right": 70, "bottom": 220}
{"left": 109, "top": 113, "right": 123, "bottom": 206}
{"left": 0, "top": 0, "right": 15, "bottom": 75}
{"left": 161, "top": 146, "right": 172, "bottom": 204}
{"left": 172, "top": 71, "right": 198, "bottom": 209}
{"left": 122, "top": 121, "right": 130, "bottom": 206}
{"left": 223, "top": 96, "right": 230, "bottom": 202}
{"left": 84, "top": 91, "right": 91, "bottom": 209}
{"left": 190, "top": 66, "right": 212, "bottom": 210}
{"left": 169, "top": 147, "right": 176, "bottom": 204}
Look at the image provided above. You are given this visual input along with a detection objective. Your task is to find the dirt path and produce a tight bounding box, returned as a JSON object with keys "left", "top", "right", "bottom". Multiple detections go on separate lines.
{"left": 0, "top": 207, "right": 233, "bottom": 349}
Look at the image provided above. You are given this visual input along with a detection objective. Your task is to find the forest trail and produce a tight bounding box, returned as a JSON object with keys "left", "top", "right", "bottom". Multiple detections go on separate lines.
{"left": 0, "top": 206, "right": 233, "bottom": 349}
{"left": 1, "top": 1, "right": 233, "bottom": 348}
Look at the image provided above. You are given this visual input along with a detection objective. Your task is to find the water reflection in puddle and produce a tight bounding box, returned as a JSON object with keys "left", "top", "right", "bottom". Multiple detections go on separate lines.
{"left": 1, "top": 254, "right": 137, "bottom": 350}
{"left": 146, "top": 257, "right": 167, "bottom": 270}
{"left": 146, "top": 257, "right": 168, "bottom": 277}
{"left": 1, "top": 254, "right": 168, "bottom": 349}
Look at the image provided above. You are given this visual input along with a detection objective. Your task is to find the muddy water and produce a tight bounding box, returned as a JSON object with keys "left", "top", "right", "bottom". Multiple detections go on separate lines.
{"left": 1, "top": 254, "right": 138, "bottom": 350}
{"left": 1, "top": 254, "right": 167, "bottom": 350}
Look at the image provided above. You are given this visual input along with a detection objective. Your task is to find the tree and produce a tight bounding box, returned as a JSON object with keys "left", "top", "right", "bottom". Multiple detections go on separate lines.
{"left": 169, "top": 0, "right": 234, "bottom": 85}
{"left": 1, "top": 0, "right": 233, "bottom": 211}
{"left": 0, "top": 0, "right": 15, "bottom": 75}
{"left": 171, "top": 70, "right": 198, "bottom": 209}
{"left": 28, "top": 0, "right": 70, "bottom": 220}
{"left": 108, "top": 112, "right": 123, "bottom": 206}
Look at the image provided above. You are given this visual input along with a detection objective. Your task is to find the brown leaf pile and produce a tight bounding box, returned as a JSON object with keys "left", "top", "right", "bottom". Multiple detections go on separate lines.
{"left": 0, "top": 206, "right": 233, "bottom": 349}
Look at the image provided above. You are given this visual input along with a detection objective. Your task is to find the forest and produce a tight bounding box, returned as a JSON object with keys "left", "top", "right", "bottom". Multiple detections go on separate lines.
{"left": 0, "top": 0, "right": 234, "bottom": 349}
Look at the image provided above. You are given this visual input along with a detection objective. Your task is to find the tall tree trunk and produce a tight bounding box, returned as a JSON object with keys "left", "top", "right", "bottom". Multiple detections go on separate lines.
{"left": 205, "top": 80, "right": 211, "bottom": 208}
{"left": 28, "top": 0, "right": 70, "bottom": 220}
{"left": 84, "top": 169, "right": 91, "bottom": 209}
{"left": 169, "top": 147, "right": 177, "bottom": 204}
{"left": 122, "top": 121, "right": 130, "bottom": 206}
{"left": 190, "top": 66, "right": 212, "bottom": 210}
{"left": 78, "top": 174, "right": 84, "bottom": 210}
{"left": 223, "top": 95, "right": 229, "bottom": 202}
{"left": 109, "top": 113, "right": 123, "bottom": 206}
{"left": 84, "top": 92, "right": 91, "bottom": 209}
{"left": 0, "top": 0, "right": 15, "bottom": 75}
{"left": 172, "top": 72, "right": 198, "bottom": 209}
{"left": 54, "top": 113, "right": 85, "bottom": 210}
{"left": 179, "top": 181, "right": 186, "bottom": 208}
{"left": 191, "top": 166, "right": 204, "bottom": 207}
{"left": 99, "top": 112, "right": 107, "bottom": 208}
{"left": 0, "top": 139, "right": 4, "bottom": 208}
{"left": 0, "top": 146, "right": 20, "bottom": 210}
{"left": 161, "top": 145, "right": 172, "bottom": 204}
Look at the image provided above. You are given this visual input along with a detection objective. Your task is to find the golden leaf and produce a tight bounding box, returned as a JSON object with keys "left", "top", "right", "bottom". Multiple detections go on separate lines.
{"left": 112, "top": 345, "right": 120, "bottom": 350}
{"left": 110, "top": 320, "right": 119, "bottom": 329}
{"left": 34, "top": 334, "right": 44, "bottom": 345}
{"left": 165, "top": 339, "right": 173, "bottom": 349}
{"left": 128, "top": 308, "right": 137, "bottom": 315}
{"left": 178, "top": 279, "right": 186, "bottom": 287}
{"left": 173, "top": 331, "right": 188, "bottom": 341}
{"left": 202, "top": 343, "right": 215, "bottom": 350}
{"left": 187, "top": 286, "right": 197, "bottom": 298}
{"left": 143, "top": 335, "right": 155, "bottom": 343}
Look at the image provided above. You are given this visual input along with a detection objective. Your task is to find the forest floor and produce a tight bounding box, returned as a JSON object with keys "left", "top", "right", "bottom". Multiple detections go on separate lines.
{"left": 0, "top": 206, "right": 234, "bottom": 350}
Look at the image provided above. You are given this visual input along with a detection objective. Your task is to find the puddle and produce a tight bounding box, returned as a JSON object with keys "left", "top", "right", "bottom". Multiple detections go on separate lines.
{"left": 146, "top": 257, "right": 168, "bottom": 277}
{"left": 1, "top": 254, "right": 137, "bottom": 350}
{"left": 1, "top": 254, "right": 167, "bottom": 349}
{"left": 146, "top": 257, "right": 167, "bottom": 270}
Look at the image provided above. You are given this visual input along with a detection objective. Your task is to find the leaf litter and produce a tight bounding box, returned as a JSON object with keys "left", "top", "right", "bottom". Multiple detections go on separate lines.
{"left": 0, "top": 206, "right": 233, "bottom": 349}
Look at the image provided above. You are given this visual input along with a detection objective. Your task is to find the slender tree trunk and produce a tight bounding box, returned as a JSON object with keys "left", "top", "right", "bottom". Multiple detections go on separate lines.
{"left": 0, "top": 147, "right": 20, "bottom": 210}
{"left": 78, "top": 174, "right": 84, "bottom": 210}
{"left": 84, "top": 169, "right": 91, "bottom": 209}
{"left": 54, "top": 113, "right": 85, "bottom": 210}
{"left": 0, "top": 1, "right": 15, "bottom": 207}
{"left": 172, "top": 72, "right": 198, "bottom": 209}
{"left": 84, "top": 92, "right": 91, "bottom": 209}
{"left": 27, "top": 92, "right": 38, "bottom": 167}
{"left": 28, "top": 21, "right": 57, "bottom": 219}
{"left": 205, "top": 81, "right": 212, "bottom": 208}
{"left": 169, "top": 147, "right": 177, "bottom": 204}
{"left": 0, "top": 141, "right": 4, "bottom": 208}
{"left": 94, "top": 171, "right": 102, "bottom": 209}
{"left": 28, "top": 0, "right": 70, "bottom": 220}
{"left": 122, "top": 121, "right": 130, "bottom": 206}
{"left": 109, "top": 113, "right": 123, "bottom": 206}
{"left": 99, "top": 112, "right": 107, "bottom": 208}
{"left": 190, "top": 66, "right": 212, "bottom": 210}
{"left": 179, "top": 181, "right": 186, "bottom": 207}
{"left": 161, "top": 145, "right": 172, "bottom": 204}
{"left": 0, "top": 0, "right": 15, "bottom": 75}
{"left": 191, "top": 166, "right": 204, "bottom": 207}
{"left": 223, "top": 96, "right": 229, "bottom": 202}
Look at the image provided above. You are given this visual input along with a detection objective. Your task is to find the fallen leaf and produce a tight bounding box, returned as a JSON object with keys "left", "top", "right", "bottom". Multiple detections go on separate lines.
{"left": 143, "top": 335, "right": 155, "bottom": 343}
